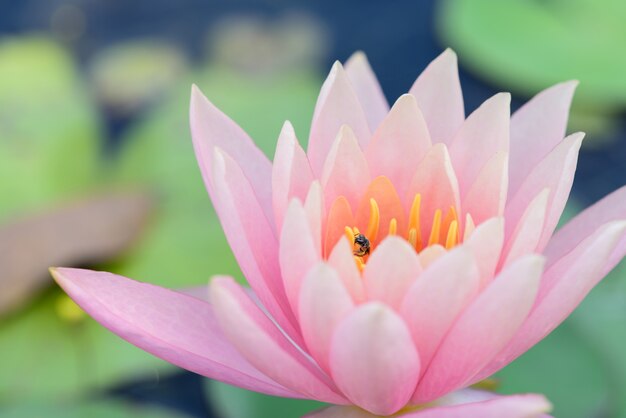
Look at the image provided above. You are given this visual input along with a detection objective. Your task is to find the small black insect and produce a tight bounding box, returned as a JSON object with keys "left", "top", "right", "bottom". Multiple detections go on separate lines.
{"left": 353, "top": 233, "right": 371, "bottom": 257}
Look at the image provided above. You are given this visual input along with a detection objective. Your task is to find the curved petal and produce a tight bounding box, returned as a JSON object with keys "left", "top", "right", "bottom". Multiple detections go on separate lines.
{"left": 405, "top": 144, "right": 460, "bottom": 240}
{"left": 505, "top": 132, "right": 584, "bottom": 250}
{"left": 501, "top": 189, "right": 550, "bottom": 268}
{"left": 330, "top": 303, "right": 420, "bottom": 416}
{"left": 190, "top": 85, "right": 273, "bottom": 226}
{"left": 401, "top": 247, "right": 480, "bottom": 381}
{"left": 544, "top": 185, "right": 626, "bottom": 269}
{"left": 212, "top": 149, "right": 299, "bottom": 340}
{"left": 415, "top": 255, "right": 544, "bottom": 402}
{"left": 325, "top": 196, "right": 356, "bottom": 257}
{"left": 461, "top": 151, "right": 509, "bottom": 225}
{"left": 328, "top": 238, "right": 366, "bottom": 302}
{"left": 365, "top": 94, "right": 432, "bottom": 198}
{"left": 272, "top": 121, "right": 314, "bottom": 232}
{"left": 304, "top": 181, "right": 324, "bottom": 255}
{"left": 449, "top": 93, "right": 510, "bottom": 194}
{"left": 477, "top": 221, "right": 626, "bottom": 381}
{"left": 363, "top": 236, "right": 422, "bottom": 309}
{"left": 509, "top": 81, "right": 578, "bottom": 198}
{"left": 463, "top": 217, "right": 504, "bottom": 288}
{"left": 280, "top": 200, "right": 322, "bottom": 316}
{"left": 306, "top": 394, "right": 551, "bottom": 418}
{"left": 409, "top": 49, "right": 464, "bottom": 145}
{"left": 345, "top": 51, "right": 389, "bottom": 131}
{"left": 209, "top": 276, "right": 347, "bottom": 404}
{"left": 308, "top": 62, "right": 372, "bottom": 176}
{"left": 51, "top": 268, "right": 298, "bottom": 398}
{"left": 321, "top": 125, "right": 371, "bottom": 210}
{"left": 299, "top": 263, "right": 355, "bottom": 372}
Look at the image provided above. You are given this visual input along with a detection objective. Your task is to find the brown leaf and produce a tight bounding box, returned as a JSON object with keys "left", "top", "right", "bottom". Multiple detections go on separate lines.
{"left": 0, "top": 191, "right": 153, "bottom": 317}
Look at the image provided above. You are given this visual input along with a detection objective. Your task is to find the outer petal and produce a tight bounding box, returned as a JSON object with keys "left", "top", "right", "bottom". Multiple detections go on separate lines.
{"left": 477, "top": 221, "right": 626, "bottom": 380}
{"left": 330, "top": 303, "right": 420, "bottom": 416}
{"left": 463, "top": 217, "right": 504, "bottom": 288}
{"left": 415, "top": 255, "right": 544, "bottom": 402}
{"left": 321, "top": 125, "right": 371, "bottom": 210}
{"left": 544, "top": 185, "right": 626, "bottom": 270}
{"left": 405, "top": 144, "right": 460, "bottom": 239}
{"left": 280, "top": 200, "right": 321, "bottom": 316}
{"left": 51, "top": 268, "right": 298, "bottom": 398}
{"left": 306, "top": 394, "right": 551, "bottom": 418}
{"left": 501, "top": 189, "right": 550, "bottom": 268}
{"left": 209, "top": 276, "right": 347, "bottom": 404}
{"left": 345, "top": 51, "right": 389, "bottom": 131}
{"left": 449, "top": 93, "right": 510, "bottom": 194}
{"left": 308, "top": 62, "right": 372, "bottom": 176}
{"left": 400, "top": 247, "right": 480, "bottom": 380}
{"left": 409, "top": 49, "right": 464, "bottom": 145}
{"left": 363, "top": 237, "right": 422, "bottom": 309}
{"left": 365, "top": 94, "right": 432, "bottom": 198}
{"left": 461, "top": 151, "right": 508, "bottom": 225}
{"left": 509, "top": 81, "right": 578, "bottom": 198}
{"left": 212, "top": 149, "right": 299, "bottom": 339}
{"left": 304, "top": 181, "right": 324, "bottom": 255}
{"left": 299, "top": 263, "right": 355, "bottom": 372}
{"left": 504, "top": 132, "right": 584, "bottom": 250}
{"left": 272, "top": 121, "right": 314, "bottom": 232}
{"left": 328, "top": 238, "right": 366, "bottom": 302}
{"left": 190, "top": 85, "right": 273, "bottom": 227}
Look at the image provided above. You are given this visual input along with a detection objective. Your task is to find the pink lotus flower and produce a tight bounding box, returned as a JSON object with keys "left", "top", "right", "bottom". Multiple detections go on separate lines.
{"left": 52, "top": 50, "right": 626, "bottom": 417}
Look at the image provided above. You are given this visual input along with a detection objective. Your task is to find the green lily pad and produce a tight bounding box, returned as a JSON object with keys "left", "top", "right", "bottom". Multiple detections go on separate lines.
{"left": 0, "top": 36, "right": 101, "bottom": 221}
{"left": 207, "top": 380, "right": 324, "bottom": 418}
{"left": 2, "top": 399, "right": 190, "bottom": 418}
{"left": 438, "top": 0, "right": 626, "bottom": 109}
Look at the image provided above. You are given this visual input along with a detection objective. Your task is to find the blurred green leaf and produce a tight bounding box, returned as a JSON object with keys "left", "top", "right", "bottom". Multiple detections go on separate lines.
{"left": 110, "top": 67, "right": 320, "bottom": 287}
{"left": 0, "top": 36, "right": 102, "bottom": 221}
{"left": 207, "top": 380, "right": 324, "bottom": 418}
{"left": 438, "top": 0, "right": 626, "bottom": 108}
{"left": 2, "top": 399, "right": 189, "bottom": 418}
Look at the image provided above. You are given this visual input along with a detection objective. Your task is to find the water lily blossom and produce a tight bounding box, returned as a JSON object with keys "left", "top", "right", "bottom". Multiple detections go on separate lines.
{"left": 52, "top": 49, "right": 626, "bottom": 417}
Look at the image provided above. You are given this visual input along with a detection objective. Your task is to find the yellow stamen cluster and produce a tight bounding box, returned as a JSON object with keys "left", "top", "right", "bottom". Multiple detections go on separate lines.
{"left": 344, "top": 194, "right": 464, "bottom": 270}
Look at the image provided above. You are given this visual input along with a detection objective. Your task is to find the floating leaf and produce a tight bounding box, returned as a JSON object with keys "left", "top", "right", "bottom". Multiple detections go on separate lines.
{"left": 2, "top": 399, "right": 190, "bottom": 418}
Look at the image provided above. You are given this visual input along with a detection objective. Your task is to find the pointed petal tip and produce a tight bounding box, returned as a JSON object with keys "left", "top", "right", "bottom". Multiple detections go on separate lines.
{"left": 346, "top": 50, "right": 367, "bottom": 64}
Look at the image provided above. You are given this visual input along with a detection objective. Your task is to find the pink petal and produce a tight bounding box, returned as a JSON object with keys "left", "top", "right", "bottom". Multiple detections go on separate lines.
{"left": 405, "top": 144, "right": 460, "bottom": 239}
{"left": 304, "top": 181, "right": 324, "bottom": 255}
{"left": 363, "top": 236, "right": 422, "bottom": 309}
{"left": 330, "top": 303, "right": 420, "bottom": 416}
{"left": 190, "top": 85, "right": 274, "bottom": 227}
{"left": 306, "top": 394, "right": 551, "bottom": 418}
{"left": 505, "top": 132, "right": 584, "bottom": 251}
{"left": 328, "top": 238, "right": 366, "bottom": 302}
{"left": 409, "top": 49, "right": 464, "bottom": 145}
{"left": 463, "top": 217, "right": 505, "bottom": 288}
{"left": 324, "top": 196, "right": 355, "bottom": 257}
{"left": 212, "top": 149, "right": 299, "bottom": 341}
{"left": 365, "top": 94, "right": 432, "bottom": 198}
{"left": 544, "top": 185, "right": 626, "bottom": 270}
{"left": 51, "top": 268, "right": 298, "bottom": 398}
{"left": 509, "top": 81, "right": 578, "bottom": 198}
{"left": 209, "top": 276, "right": 347, "bottom": 404}
{"left": 280, "top": 200, "right": 321, "bottom": 316}
{"left": 272, "top": 121, "right": 314, "bottom": 232}
{"left": 449, "top": 93, "right": 510, "bottom": 194}
{"left": 401, "top": 247, "right": 480, "bottom": 382}
{"left": 308, "top": 62, "right": 372, "bottom": 176}
{"left": 461, "top": 151, "right": 509, "bottom": 226}
{"left": 321, "top": 125, "right": 371, "bottom": 210}
{"left": 345, "top": 51, "right": 389, "bottom": 131}
{"left": 299, "top": 263, "right": 355, "bottom": 372}
{"left": 501, "top": 189, "right": 550, "bottom": 268}
{"left": 415, "top": 255, "right": 544, "bottom": 402}
{"left": 477, "top": 220, "right": 626, "bottom": 380}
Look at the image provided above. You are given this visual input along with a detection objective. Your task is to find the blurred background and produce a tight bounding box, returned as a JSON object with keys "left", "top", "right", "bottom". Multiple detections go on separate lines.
{"left": 1, "top": 0, "right": 625, "bottom": 417}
